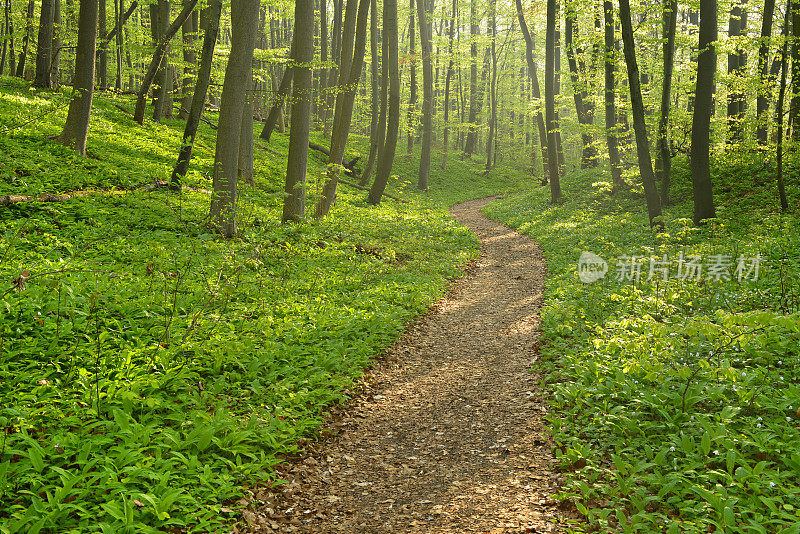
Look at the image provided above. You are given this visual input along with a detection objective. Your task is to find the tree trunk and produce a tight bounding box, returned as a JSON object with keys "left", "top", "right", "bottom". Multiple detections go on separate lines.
{"left": 34, "top": 0, "right": 55, "bottom": 87}
{"left": 260, "top": 37, "right": 296, "bottom": 141}
{"left": 209, "top": 0, "right": 259, "bottom": 237}
{"left": 484, "top": 0, "right": 496, "bottom": 173}
{"left": 170, "top": 0, "right": 221, "bottom": 187}
{"left": 656, "top": 0, "right": 677, "bottom": 205}
{"left": 619, "top": 0, "right": 662, "bottom": 227}
{"left": 368, "top": 0, "right": 400, "bottom": 204}
{"left": 133, "top": 0, "right": 198, "bottom": 124}
{"left": 545, "top": 0, "right": 562, "bottom": 201}
{"left": 58, "top": 0, "right": 99, "bottom": 155}
{"left": 441, "top": 0, "right": 456, "bottom": 169}
{"left": 361, "top": 0, "right": 381, "bottom": 182}
{"left": 406, "top": 0, "right": 417, "bottom": 154}
{"left": 776, "top": 0, "right": 790, "bottom": 210}
{"left": 604, "top": 0, "right": 624, "bottom": 191}
{"left": 179, "top": 0, "right": 198, "bottom": 119}
{"left": 726, "top": 0, "right": 747, "bottom": 143}
{"left": 283, "top": 0, "right": 314, "bottom": 222}
{"left": 690, "top": 0, "right": 717, "bottom": 224}
{"left": 565, "top": 0, "right": 597, "bottom": 167}
{"left": 416, "top": 0, "right": 434, "bottom": 190}
{"left": 16, "top": 0, "right": 35, "bottom": 77}
{"left": 314, "top": 0, "right": 371, "bottom": 218}
{"left": 515, "top": 0, "right": 549, "bottom": 181}
{"left": 756, "top": 0, "right": 776, "bottom": 144}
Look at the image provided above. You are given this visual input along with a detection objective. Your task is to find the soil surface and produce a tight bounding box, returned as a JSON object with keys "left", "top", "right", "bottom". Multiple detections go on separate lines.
{"left": 239, "top": 197, "right": 565, "bottom": 533}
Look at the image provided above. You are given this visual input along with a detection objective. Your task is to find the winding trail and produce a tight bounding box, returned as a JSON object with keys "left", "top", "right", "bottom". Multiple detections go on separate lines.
{"left": 242, "top": 197, "right": 565, "bottom": 533}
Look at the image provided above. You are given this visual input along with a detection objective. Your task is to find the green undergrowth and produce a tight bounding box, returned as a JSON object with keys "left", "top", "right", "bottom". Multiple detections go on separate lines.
{"left": 0, "top": 76, "right": 531, "bottom": 532}
{"left": 486, "top": 152, "right": 800, "bottom": 533}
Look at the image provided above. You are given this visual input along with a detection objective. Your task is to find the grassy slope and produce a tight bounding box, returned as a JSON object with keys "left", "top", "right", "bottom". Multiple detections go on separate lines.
{"left": 0, "top": 76, "right": 531, "bottom": 533}
{"left": 485, "top": 154, "right": 800, "bottom": 532}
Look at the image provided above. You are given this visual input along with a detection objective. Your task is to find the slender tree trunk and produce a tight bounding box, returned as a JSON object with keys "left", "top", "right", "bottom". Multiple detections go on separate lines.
{"left": 776, "top": 0, "right": 790, "bottom": 210}
{"left": 133, "top": 0, "right": 198, "bottom": 124}
{"left": 603, "top": 0, "right": 624, "bottom": 191}
{"left": 416, "top": 0, "right": 434, "bottom": 189}
{"left": 209, "top": 0, "right": 259, "bottom": 237}
{"left": 283, "top": 0, "right": 315, "bottom": 222}
{"left": 545, "top": 0, "right": 562, "bottom": 201}
{"left": 565, "top": 0, "right": 597, "bottom": 167}
{"left": 260, "top": 37, "right": 296, "bottom": 141}
{"left": 726, "top": 0, "right": 747, "bottom": 143}
{"left": 656, "top": 0, "right": 677, "bottom": 205}
{"left": 515, "top": 0, "right": 549, "bottom": 181}
{"left": 406, "top": 0, "right": 417, "bottom": 154}
{"left": 756, "top": 0, "right": 776, "bottom": 144}
{"left": 484, "top": 0, "right": 496, "bottom": 173}
{"left": 34, "top": 0, "right": 55, "bottom": 87}
{"left": 619, "top": 0, "right": 662, "bottom": 226}
{"left": 463, "top": 0, "right": 479, "bottom": 156}
{"left": 314, "top": 0, "right": 371, "bottom": 218}
{"left": 58, "top": 0, "right": 99, "bottom": 155}
{"left": 369, "top": 0, "right": 400, "bottom": 203}
{"left": 170, "top": 0, "right": 221, "bottom": 187}
{"left": 179, "top": 0, "right": 198, "bottom": 119}
{"left": 361, "top": 0, "right": 381, "bottom": 182}
{"left": 690, "top": 0, "right": 717, "bottom": 224}
{"left": 16, "top": 0, "right": 35, "bottom": 77}
{"left": 441, "top": 0, "right": 456, "bottom": 169}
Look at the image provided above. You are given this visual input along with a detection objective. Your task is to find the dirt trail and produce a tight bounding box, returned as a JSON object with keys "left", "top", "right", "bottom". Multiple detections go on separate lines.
{"left": 242, "top": 196, "right": 565, "bottom": 533}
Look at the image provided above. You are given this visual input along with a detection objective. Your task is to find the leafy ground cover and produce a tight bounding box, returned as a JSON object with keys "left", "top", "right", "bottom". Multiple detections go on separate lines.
{"left": 0, "top": 76, "right": 531, "bottom": 533}
{"left": 486, "top": 153, "right": 800, "bottom": 533}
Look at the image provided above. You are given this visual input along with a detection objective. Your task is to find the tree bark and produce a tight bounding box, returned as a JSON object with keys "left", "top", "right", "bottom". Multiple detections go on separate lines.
{"left": 170, "top": 0, "right": 222, "bottom": 187}
{"left": 756, "top": 0, "right": 776, "bottom": 144}
{"left": 690, "top": 0, "right": 717, "bottom": 224}
{"left": 515, "top": 0, "right": 548, "bottom": 181}
{"left": 314, "top": 0, "right": 371, "bottom": 218}
{"left": 34, "top": 0, "right": 55, "bottom": 87}
{"left": 133, "top": 0, "right": 198, "bottom": 124}
{"left": 209, "top": 0, "right": 259, "bottom": 237}
{"left": 545, "top": 0, "right": 562, "bottom": 201}
{"left": 416, "top": 0, "right": 434, "bottom": 190}
{"left": 57, "top": 0, "right": 99, "bottom": 155}
{"left": 368, "top": 0, "right": 400, "bottom": 204}
{"left": 604, "top": 0, "right": 624, "bottom": 191}
{"left": 283, "top": 0, "right": 314, "bottom": 222}
{"left": 656, "top": 0, "right": 677, "bottom": 205}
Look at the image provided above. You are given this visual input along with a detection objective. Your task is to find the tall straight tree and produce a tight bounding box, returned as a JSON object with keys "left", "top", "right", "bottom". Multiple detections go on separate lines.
{"left": 604, "top": 0, "right": 624, "bottom": 191}
{"left": 545, "top": 0, "right": 562, "bottom": 201}
{"left": 283, "top": 0, "right": 314, "bottom": 222}
{"left": 656, "top": 0, "right": 678, "bottom": 205}
{"left": 726, "top": 0, "right": 747, "bottom": 142}
{"left": 440, "top": 0, "right": 457, "bottom": 169}
{"left": 170, "top": 0, "right": 222, "bottom": 188}
{"left": 406, "top": 0, "right": 417, "bottom": 153}
{"left": 209, "top": 0, "right": 259, "bottom": 237}
{"left": 416, "top": 0, "right": 435, "bottom": 190}
{"left": 58, "top": 0, "right": 99, "bottom": 155}
{"left": 33, "top": 0, "right": 55, "bottom": 87}
{"left": 369, "top": 0, "right": 400, "bottom": 204}
{"left": 314, "top": 0, "right": 371, "bottom": 218}
{"left": 619, "top": 0, "right": 662, "bottom": 226}
{"left": 515, "top": 0, "right": 549, "bottom": 180}
{"left": 756, "top": 0, "right": 776, "bottom": 144}
{"left": 690, "top": 0, "right": 717, "bottom": 224}
{"left": 484, "top": 0, "right": 497, "bottom": 173}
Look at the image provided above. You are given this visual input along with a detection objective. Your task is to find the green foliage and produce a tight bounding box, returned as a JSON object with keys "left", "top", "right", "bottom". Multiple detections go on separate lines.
{"left": 486, "top": 157, "right": 800, "bottom": 533}
{"left": 0, "top": 77, "right": 506, "bottom": 532}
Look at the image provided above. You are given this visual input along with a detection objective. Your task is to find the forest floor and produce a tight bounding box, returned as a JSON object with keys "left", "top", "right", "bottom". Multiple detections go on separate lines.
{"left": 238, "top": 196, "right": 567, "bottom": 533}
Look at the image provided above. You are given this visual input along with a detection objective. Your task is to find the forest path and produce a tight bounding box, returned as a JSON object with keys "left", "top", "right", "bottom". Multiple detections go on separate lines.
{"left": 242, "top": 196, "right": 565, "bottom": 533}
